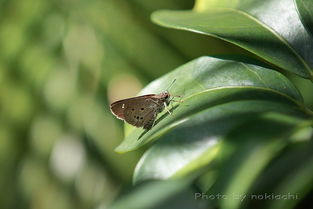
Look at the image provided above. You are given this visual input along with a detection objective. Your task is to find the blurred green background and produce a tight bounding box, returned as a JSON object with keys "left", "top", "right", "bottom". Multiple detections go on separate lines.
{"left": 0, "top": 0, "right": 204, "bottom": 208}
{"left": 1, "top": 0, "right": 313, "bottom": 209}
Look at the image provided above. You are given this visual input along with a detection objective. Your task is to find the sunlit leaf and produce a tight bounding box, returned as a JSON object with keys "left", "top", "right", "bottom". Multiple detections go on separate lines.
{"left": 198, "top": 115, "right": 313, "bottom": 209}
{"left": 116, "top": 57, "right": 310, "bottom": 153}
{"left": 295, "top": 0, "right": 313, "bottom": 36}
{"left": 245, "top": 127, "right": 313, "bottom": 209}
{"left": 152, "top": 0, "right": 313, "bottom": 80}
{"left": 108, "top": 178, "right": 207, "bottom": 209}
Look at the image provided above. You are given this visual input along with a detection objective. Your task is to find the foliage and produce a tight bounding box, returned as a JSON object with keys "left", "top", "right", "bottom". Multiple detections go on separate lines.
{"left": 111, "top": 0, "right": 313, "bottom": 209}
{"left": 1, "top": 0, "right": 313, "bottom": 209}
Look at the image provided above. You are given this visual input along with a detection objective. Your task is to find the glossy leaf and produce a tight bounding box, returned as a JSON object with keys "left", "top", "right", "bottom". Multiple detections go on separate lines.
{"left": 266, "top": 157, "right": 313, "bottom": 209}
{"left": 152, "top": 0, "right": 313, "bottom": 80}
{"left": 116, "top": 57, "right": 311, "bottom": 153}
{"left": 195, "top": 0, "right": 313, "bottom": 77}
{"left": 108, "top": 178, "right": 207, "bottom": 209}
{"left": 211, "top": 116, "right": 312, "bottom": 209}
{"left": 245, "top": 127, "right": 313, "bottom": 209}
{"left": 295, "top": 0, "right": 313, "bottom": 36}
{"left": 133, "top": 113, "right": 310, "bottom": 185}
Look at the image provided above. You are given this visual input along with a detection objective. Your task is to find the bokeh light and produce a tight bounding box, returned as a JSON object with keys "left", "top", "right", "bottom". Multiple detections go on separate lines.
{"left": 0, "top": 0, "right": 195, "bottom": 208}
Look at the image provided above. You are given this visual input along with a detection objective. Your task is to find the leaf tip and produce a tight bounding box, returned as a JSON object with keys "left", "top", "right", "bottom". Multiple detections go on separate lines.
{"left": 114, "top": 144, "right": 127, "bottom": 153}
{"left": 150, "top": 10, "right": 170, "bottom": 26}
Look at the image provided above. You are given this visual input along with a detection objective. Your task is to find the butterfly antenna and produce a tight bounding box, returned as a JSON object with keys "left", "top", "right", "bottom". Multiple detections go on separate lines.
{"left": 166, "top": 79, "right": 176, "bottom": 91}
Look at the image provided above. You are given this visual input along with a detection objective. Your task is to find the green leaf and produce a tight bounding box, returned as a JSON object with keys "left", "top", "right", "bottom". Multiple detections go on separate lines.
{"left": 115, "top": 57, "right": 311, "bottom": 153}
{"left": 213, "top": 116, "right": 311, "bottom": 209}
{"left": 152, "top": 0, "right": 313, "bottom": 80}
{"left": 245, "top": 129, "right": 313, "bottom": 209}
{"left": 198, "top": 115, "right": 313, "bottom": 209}
{"left": 108, "top": 178, "right": 207, "bottom": 209}
{"left": 133, "top": 112, "right": 309, "bottom": 184}
{"left": 295, "top": 0, "right": 313, "bottom": 36}
{"left": 133, "top": 113, "right": 310, "bottom": 184}
{"left": 266, "top": 157, "right": 313, "bottom": 209}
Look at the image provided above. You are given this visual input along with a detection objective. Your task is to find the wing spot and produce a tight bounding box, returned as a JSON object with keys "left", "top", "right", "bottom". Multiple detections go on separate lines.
{"left": 136, "top": 116, "right": 139, "bottom": 119}
{"left": 132, "top": 108, "right": 135, "bottom": 111}
{"left": 141, "top": 108, "right": 144, "bottom": 110}
{"left": 140, "top": 117, "right": 143, "bottom": 120}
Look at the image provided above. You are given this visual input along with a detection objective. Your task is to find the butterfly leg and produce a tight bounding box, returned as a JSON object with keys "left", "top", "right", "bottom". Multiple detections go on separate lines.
{"left": 171, "top": 96, "right": 190, "bottom": 108}
{"left": 163, "top": 102, "right": 172, "bottom": 115}
{"left": 171, "top": 95, "right": 184, "bottom": 103}
{"left": 151, "top": 119, "right": 156, "bottom": 128}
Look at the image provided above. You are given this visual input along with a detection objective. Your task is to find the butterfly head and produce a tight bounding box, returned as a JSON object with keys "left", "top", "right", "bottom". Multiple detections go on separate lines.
{"left": 160, "top": 90, "right": 171, "bottom": 103}
{"left": 159, "top": 79, "right": 176, "bottom": 104}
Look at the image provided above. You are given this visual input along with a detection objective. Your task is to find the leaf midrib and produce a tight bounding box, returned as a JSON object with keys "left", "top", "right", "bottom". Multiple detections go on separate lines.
{"left": 183, "top": 85, "right": 304, "bottom": 110}
{"left": 117, "top": 86, "right": 311, "bottom": 153}
{"left": 153, "top": 7, "right": 313, "bottom": 80}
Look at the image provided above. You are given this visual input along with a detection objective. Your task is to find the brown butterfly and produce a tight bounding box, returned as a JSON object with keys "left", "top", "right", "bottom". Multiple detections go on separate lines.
{"left": 110, "top": 80, "right": 177, "bottom": 130}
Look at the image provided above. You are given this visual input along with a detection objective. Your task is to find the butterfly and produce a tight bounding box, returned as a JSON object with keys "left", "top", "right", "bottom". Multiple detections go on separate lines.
{"left": 110, "top": 80, "right": 178, "bottom": 130}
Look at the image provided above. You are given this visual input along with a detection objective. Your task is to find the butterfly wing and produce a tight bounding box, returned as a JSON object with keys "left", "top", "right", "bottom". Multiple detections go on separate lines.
{"left": 110, "top": 94, "right": 155, "bottom": 120}
{"left": 110, "top": 101, "right": 126, "bottom": 120}
{"left": 142, "top": 110, "right": 158, "bottom": 129}
{"left": 123, "top": 97, "right": 161, "bottom": 128}
{"left": 110, "top": 94, "right": 163, "bottom": 128}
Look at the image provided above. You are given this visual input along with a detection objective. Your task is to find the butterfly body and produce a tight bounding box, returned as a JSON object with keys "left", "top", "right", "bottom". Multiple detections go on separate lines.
{"left": 110, "top": 91, "right": 171, "bottom": 130}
